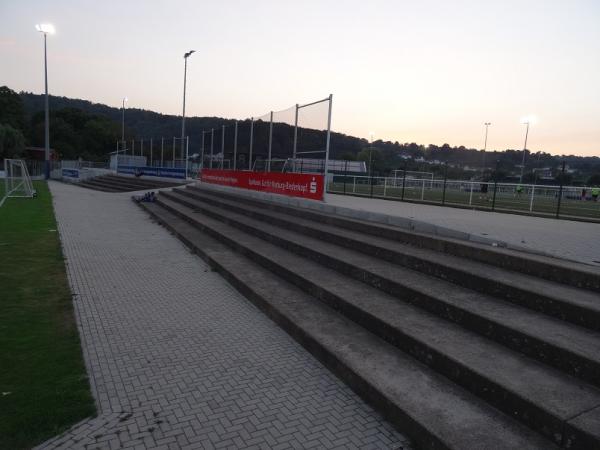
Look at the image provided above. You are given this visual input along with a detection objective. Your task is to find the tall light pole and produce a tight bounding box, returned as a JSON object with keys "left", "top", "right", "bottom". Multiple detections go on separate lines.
{"left": 520, "top": 120, "right": 530, "bottom": 183}
{"left": 121, "top": 97, "right": 128, "bottom": 153}
{"left": 36, "top": 23, "right": 55, "bottom": 179}
{"left": 181, "top": 50, "right": 195, "bottom": 161}
{"left": 368, "top": 132, "right": 375, "bottom": 177}
{"left": 482, "top": 122, "right": 491, "bottom": 175}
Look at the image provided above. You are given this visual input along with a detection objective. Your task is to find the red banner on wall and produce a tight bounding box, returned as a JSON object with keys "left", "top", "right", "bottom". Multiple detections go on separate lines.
{"left": 200, "top": 169, "right": 324, "bottom": 201}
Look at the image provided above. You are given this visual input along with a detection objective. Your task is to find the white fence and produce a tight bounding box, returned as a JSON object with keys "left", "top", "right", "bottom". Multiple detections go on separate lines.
{"left": 329, "top": 175, "right": 600, "bottom": 220}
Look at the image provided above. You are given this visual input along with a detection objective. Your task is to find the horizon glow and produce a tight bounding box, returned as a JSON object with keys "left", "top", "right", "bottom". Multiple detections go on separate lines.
{"left": 1, "top": 0, "right": 599, "bottom": 157}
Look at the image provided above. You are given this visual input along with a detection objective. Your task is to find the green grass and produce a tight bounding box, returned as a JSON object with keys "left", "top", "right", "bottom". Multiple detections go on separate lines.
{"left": 0, "top": 181, "right": 95, "bottom": 449}
{"left": 330, "top": 182, "right": 600, "bottom": 220}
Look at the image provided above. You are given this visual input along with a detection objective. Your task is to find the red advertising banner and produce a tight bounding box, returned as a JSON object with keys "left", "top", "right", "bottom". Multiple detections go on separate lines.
{"left": 200, "top": 169, "right": 324, "bottom": 201}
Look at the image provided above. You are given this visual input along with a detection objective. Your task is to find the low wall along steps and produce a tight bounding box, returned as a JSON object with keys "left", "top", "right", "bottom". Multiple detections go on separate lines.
{"left": 136, "top": 183, "right": 600, "bottom": 450}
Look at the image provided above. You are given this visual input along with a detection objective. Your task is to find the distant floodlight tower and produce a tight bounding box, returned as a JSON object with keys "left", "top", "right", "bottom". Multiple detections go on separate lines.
{"left": 482, "top": 122, "right": 491, "bottom": 173}
{"left": 35, "top": 23, "right": 55, "bottom": 179}
{"left": 181, "top": 50, "right": 195, "bottom": 162}
{"left": 121, "top": 97, "right": 128, "bottom": 153}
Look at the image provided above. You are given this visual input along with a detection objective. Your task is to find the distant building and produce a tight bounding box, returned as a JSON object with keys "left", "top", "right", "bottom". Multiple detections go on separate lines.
{"left": 532, "top": 167, "right": 554, "bottom": 180}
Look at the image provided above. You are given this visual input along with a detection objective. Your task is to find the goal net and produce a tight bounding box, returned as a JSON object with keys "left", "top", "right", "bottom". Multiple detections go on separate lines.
{"left": 1, "top": 159, "right": 36, "bottom": 207}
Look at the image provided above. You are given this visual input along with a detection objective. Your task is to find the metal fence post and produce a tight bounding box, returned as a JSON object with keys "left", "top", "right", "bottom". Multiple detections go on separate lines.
{"left": 441, "top": 163, "right": 448, "bottom": 205}
{"left": 221, "top": 125, "right": 225, "bottom": 169}
{"left": 343, "top": 160, "right": 348, "bottom": 194}
{"left": 249, "top": 118, "right": 254, "bottom": 171}
{"left": 200, "top": 131, "right": 205, "bottom": 172}
{"left": 210, "top": 129, "right": 214, "bottom": 169}
{"left": 233, "top": 121, "right": 238, "bottom": 170}
{"left": 292, "top": 104, "right": 299, "bottom": 172}
{"left": 324, "top": 94, "right": 333, "bottom": 190}
{"left": 267, "top": 111, "right": 273, "bottom": 172}
{"left": 401, "top": 163, "right": 407, "bottom": 201}
{"left": 492, "top": 160, "right": 499, "bottom": 211}
{"left": 529, "top": 183, "right": 535, "bottom": 212}
{"left": 556, "top": 161, "right": 566, "bottom": 219}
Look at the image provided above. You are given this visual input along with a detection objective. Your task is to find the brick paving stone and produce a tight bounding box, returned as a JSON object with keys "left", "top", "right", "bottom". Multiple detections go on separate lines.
{"left": 35, "top": 181, "right": 410, "bottom": 449}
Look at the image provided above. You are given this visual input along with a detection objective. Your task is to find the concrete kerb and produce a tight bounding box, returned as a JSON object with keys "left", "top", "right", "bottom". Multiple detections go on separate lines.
{"left": 194, "top": 182, "right": 564, "bottom": 259}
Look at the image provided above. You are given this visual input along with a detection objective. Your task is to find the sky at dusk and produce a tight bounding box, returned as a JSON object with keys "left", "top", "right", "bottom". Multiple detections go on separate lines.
{"left": 1, "top": 0, "right": 599, "bottom": 156}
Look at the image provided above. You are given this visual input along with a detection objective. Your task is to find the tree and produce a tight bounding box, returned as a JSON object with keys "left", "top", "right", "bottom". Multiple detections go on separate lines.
{"left": 0, "top": 123, "right": 26, "bottom": 160}
{"left": 0, "top": 86, "right": 26, "bottom": 132}
{"left": 588, "top": 174, "right": 600, "bottom": 186}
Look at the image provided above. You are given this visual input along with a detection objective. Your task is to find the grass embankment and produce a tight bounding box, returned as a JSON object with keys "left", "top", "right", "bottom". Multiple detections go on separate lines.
{"left": 0, "top": 181, "right": 95, "bottom": 449}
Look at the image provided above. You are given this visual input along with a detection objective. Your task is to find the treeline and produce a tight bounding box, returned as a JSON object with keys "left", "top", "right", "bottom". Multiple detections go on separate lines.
{"left": 1, "top": 88, "right": 598, "bottom": 184}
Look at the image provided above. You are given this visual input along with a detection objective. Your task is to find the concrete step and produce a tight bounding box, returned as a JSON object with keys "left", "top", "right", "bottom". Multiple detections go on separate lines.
{"left": 137, "top": 198, "right": 559, "bottom": 450}
{"left": 102, "top": 174, "right": 185, "bottom": 189}
{"left": 188, "top": 184, "right": 600, "bottom": 293}
{"left": 155, "top": 193, "right": 600, "bottom": 448}
{"left": 93, "top": 176, "right": 162, "bottom": 191}
{"left": 162, "top": 189, "right": 600, "bottom": 389}
{"left": 178, "top": 187, "right": 600, "bottom": 332}
{"left": 76, "top": 180, "right": 123, "bottom": 192}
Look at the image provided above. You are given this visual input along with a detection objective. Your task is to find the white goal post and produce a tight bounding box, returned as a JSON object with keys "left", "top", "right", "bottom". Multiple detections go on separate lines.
{"left": 1, "top": 159, "right": 36, "bottom": 207}
{"left": 391, "top": 170, "right": 434, "bottom": 187}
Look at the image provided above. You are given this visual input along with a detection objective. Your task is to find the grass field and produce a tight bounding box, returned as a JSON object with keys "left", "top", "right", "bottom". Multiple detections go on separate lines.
{"left": 329, "top": 182, "right": 600, "bottom": 220}
{"left": 0, "top": 181, "right": 95, "bottom": 449}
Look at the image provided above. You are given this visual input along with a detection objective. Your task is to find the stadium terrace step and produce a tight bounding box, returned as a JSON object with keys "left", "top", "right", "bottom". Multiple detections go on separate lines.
{"left": 136, "top": 187, "right": 600, "bottom": 449}
{"left": 73, "top": 175, "right": 187, "bottom": 192}
{"left": 162, "top": 188, "right": 600, "bottom": 387}
{"left": 136, "top": 199, "right": 558, "bottom": 450}
{"left": 154, "top": 192, "right": 600, "bottom": 448}
{"left": 176, "top": 187, "right": 600, "bottom": 331}
{"left": 186, "top": 184, "right": 600, "bottom": 293}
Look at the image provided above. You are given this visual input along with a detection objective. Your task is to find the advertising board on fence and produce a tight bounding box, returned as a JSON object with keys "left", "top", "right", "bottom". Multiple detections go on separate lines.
{"left": 201, "top": 169, "right": 324, "bottom": 201}
{"left": 62, "top": 168, "right": 80, "bottom": 179}
{"left": 117, "top": 165, "right": 186, "bottom": 179}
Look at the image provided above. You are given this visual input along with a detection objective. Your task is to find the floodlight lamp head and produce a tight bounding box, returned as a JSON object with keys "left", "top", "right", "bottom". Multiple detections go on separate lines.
{"left": 184, "top": 50, "right": 196, "bottom": 58}
{"left": 35, "top": 23, "right": 55, "bottom": 34}
{"left": 520, "top": 115, "right": 537, "bottom": 125}
{"left": 123, "top": 97, "right": 128, "bottom": 103}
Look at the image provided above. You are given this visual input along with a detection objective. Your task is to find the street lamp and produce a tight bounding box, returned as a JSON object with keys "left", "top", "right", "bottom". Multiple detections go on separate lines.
{"left": 482, "top": 122, "right": 491, "bottom": 175}
{"left": 35, "top": 23, "right": 55, "bottom": 179}
{"left": 121, "top": 97, "right": 128, "bottom": 154}
{"left": 181, "top": 50, "right": 195, "bottom": 174}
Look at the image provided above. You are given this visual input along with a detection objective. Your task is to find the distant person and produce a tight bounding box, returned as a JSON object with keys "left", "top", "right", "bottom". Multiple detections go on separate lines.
{"left": 134, "top": 167, "right": 144, "bottom": 178}
{"left": 479, "top": 180, "right": 489, "bottom": 201}
{"left": 581, "top": 188, "right": 587, "bottom": 201}
{"left": 515, "top": 184, "right": 524, "bottom": 198}
{"left": 592, "top": 186, "right": 599, "bottom": 202}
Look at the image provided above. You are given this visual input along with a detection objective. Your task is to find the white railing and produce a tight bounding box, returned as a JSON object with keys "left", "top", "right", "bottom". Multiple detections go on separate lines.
{"left": 329, "top": 175, "right": 600, "bottom": 220}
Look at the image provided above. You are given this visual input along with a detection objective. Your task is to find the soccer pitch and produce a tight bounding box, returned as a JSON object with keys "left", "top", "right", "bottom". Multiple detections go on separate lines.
{"left": 329, "top": 182, "right": 600, "bottom": 220}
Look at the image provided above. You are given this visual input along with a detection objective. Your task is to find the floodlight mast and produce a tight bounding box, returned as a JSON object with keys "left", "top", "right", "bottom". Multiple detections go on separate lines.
{"left": 482, "top": 122, "right": 491, "bottom": 174}
{"left": 36, "top": 23, "right": 55, "bottom": 179}
{"left": 181, "top": 50, "right": 195, "bottom": 168}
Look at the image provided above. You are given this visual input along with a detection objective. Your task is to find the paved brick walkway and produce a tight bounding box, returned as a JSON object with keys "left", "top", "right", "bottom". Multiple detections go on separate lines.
{"left": 38, "top": 181, "right": 409, "bottom": 450}
{"left": 327, "top": 194, "right": 600, "bottom": 266}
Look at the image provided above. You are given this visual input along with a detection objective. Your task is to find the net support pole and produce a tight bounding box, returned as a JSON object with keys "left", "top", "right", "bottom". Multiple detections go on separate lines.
{"left": 556, "top": 161, "right": 566, "bottom": 219}
{"left": 185, "top": 136, "right": 189, "bottom": 178}
{"left": 221, "top": 125, "right": 225, "bottom": 169}
{"left": 249, "top": 118, "right": 254, "bottom": 170}
{"left": 200, "top": 132, "right": 205, "bottom": 171}
{"left": 292, "top": 104, "right": 299, "bottom": 172}
{"left": 267, "top": 111, "right": 273, "bottom": 172}
{"left": 233, "top": 121, "right": 238, "bottom": 170}
{"left": 324, "top": 94, "right": 333, "bottom": 192}
{"left": 210, "top": 129, "right": 214, "bottom": 169}
{"left": 161, "top": 137, "right": 164, "bottom": 166}
{"left": 140, "top": 138, "right": 144, "bottom": 158}
{"left": 172, "top": 137, "right": 176, "bottom": 164}
{"left": 150, "top": 138, "right": 153, "bottom": 166}
{"left": 132, "top": 139, "right": 135, "bottom": 156}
